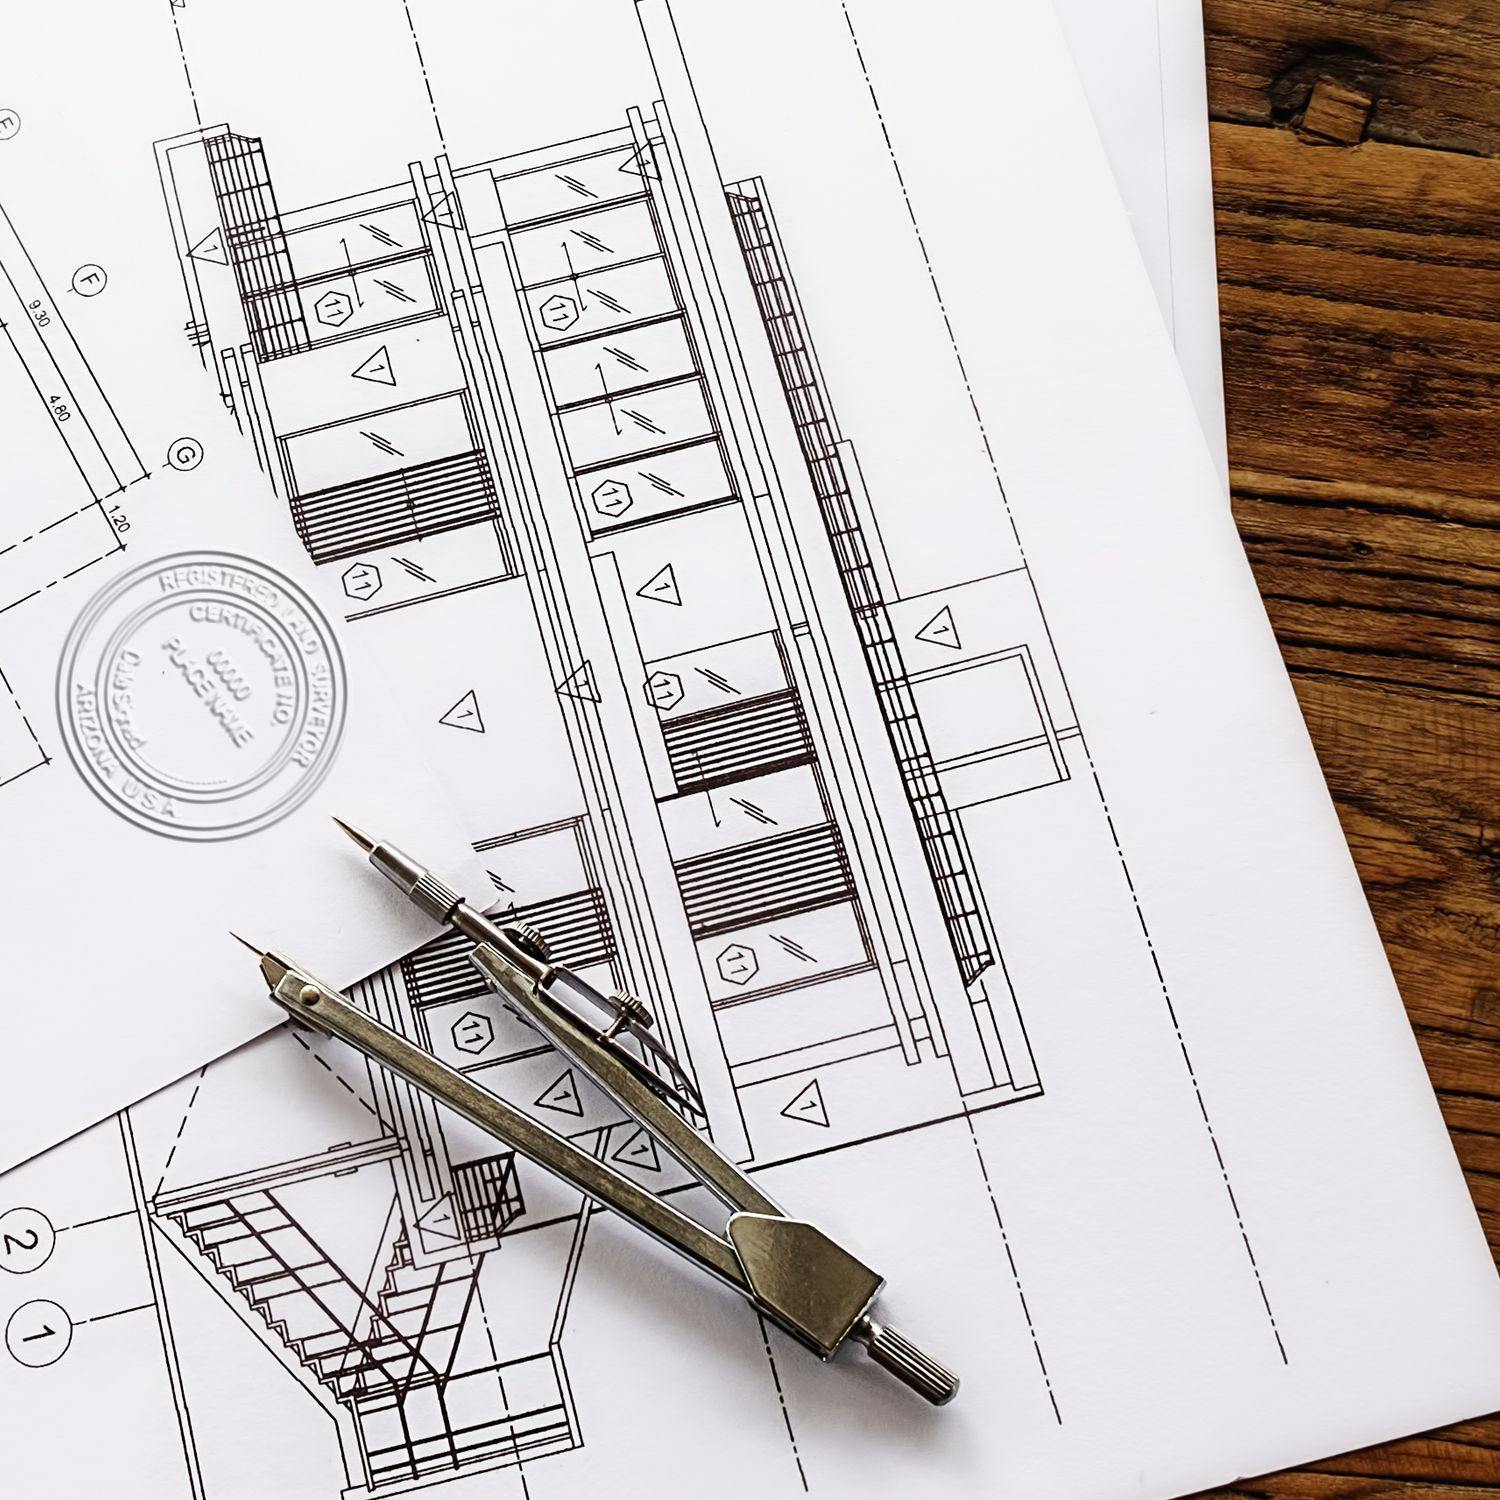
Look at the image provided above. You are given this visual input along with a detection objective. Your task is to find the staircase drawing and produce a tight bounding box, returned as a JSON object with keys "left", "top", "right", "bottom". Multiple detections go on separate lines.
{"left": 163, "top": 1179, "right": 578, "bottom": 1490}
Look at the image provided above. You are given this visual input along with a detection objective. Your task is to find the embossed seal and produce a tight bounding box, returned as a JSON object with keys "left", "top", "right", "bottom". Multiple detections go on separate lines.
{"left": 56, "top": 552, "right": 347, "bottom": 840}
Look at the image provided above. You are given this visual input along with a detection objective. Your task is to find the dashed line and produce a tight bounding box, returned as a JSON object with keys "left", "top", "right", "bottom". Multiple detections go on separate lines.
{"left": 40, "top": 508, "right": 86, "bottom": 536}
{"left": 963, "top": 1116, "right": 1062, "bottom": 1422}
{"left": 399, "top": 0, "right": 448, "bottom": 152}
{"left": 0, "top": 659, "right": 45, "bottom": 763}
{"left": 0, "top": 500, "right": 98, "bottom": 557}
{"left": 0, "top": 656, "right": 48, "bottom": 789}
{"left": 472, "top": 1249, "right": 533, "bottom": 1495}
{"left": 63, "top": 547, "right": 120, "bottom": 581}
{"left": 0, "top": 543, "right": 123, "bottom": 620}
{"left": 756, "top": 1314, "right": 810, "bottom": 1490}
{"left": 79, "top": 1302, "right": 153, "bottom": 1326}
{"left": 56, "top": 1210, "right": 133, "bottom": 1235}
{"left": 170, "top": 5, "right": 202, "bottom": 128}
{"left": 288, "top": 1028, "right": 383, "bottom": 1119}
{"left": 1087, "top": 757, "right": 1288, "bottom": 1364}
{"left": 840, "top": 2, "right": 1286, "bottom": 1369}
{"left": 839, "top": 3, "right": 1025, "bottom": 562}
{"left": 152, "top": 1068, "right": 206, "bottom": 1198}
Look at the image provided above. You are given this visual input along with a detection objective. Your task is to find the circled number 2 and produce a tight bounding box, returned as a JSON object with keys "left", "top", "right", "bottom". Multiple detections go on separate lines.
{"left": 0, "top": 1207, "right": 55, "bottom": 1275}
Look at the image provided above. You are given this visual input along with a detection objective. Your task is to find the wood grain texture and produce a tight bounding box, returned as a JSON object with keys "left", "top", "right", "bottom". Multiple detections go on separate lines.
{"left": 1198, "top": 0, "right": 1499, "bottom": 1494}
{"left": 1205, "top": 0, "right": 1500, "bottom": 154}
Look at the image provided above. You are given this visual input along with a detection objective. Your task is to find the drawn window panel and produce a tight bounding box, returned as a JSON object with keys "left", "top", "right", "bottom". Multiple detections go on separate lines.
{"left": 579, "top": 439, "right": 736, "bottom": 535}
{"left": 612, "top": 504, "right": 775, "bottom": 662}
{"left": 297, "top": 256, "right": 437, "bottom": 344}
{"left": 259, "top": 320, "right": 465, "bottom": 437}
{"left": 660, "top": 764, "right": 829, "bottom": 863}
{"left": 511, "top": 199, "right": 663, "bottom": 287}
{"left": 476, "top": 823, "right": 593, "bottom": 911}
{"left": 544, "top": 318, "right": 696, "bottom": 407}
{"left": 715, "top": 968, "right": 895, "bottom": 1072}
{"left": 283, "top": 391, "right": 475, "bottom": 494}
{"left": 494, "top": 142, "right": 648, "bottom": 227}
{"left": 678, "top": 824, "right": 854, "bottom": 940}
{"left": 913, "top": 653, "right": 1066, "bottom": 806}
{"left": 285, "top": 201, "right": 425, "bottom": 280}
{"left": 700, "top": 902, "right": 869, "bottom": 1007}
{"left": 526, "top": 259, "right": 679, "bottom": 347}
{"left": 560, "top": 377, "right": 714, "bottom": 468}
{"left": 642, "top": 631, "right": 789, "bottom": 724}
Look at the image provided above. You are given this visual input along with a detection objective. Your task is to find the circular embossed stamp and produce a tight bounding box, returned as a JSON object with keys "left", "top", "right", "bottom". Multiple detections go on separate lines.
{"left": 57, "top": 552, "right": 347, "bottom": 841}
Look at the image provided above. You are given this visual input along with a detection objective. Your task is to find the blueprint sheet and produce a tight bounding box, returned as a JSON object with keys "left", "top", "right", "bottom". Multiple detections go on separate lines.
{"left": 2, "top": 2, "right": 1499, "bottom": 1498}
{"left": 0, "top": 59, "right": 490, "bottom": 1169}
{"left": 1054, "top": 0, "right": 1228, "bottom": 477}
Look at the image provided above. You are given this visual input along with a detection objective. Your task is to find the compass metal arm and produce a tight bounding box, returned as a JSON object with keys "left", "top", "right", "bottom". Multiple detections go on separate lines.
{"left": 267, "top": 818, "right": 965, "bottom": 1404}
{"left": 260, "top": 951, "right": 746, "bottom": 1290}
{"left": 470, "top": 943, "right": 782, "bottom": 1220}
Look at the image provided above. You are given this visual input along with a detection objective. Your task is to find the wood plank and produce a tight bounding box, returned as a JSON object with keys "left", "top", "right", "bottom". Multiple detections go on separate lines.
{"left": 1212, "top": 125, "right": 1500, "bottom": 502}
{"left": 1200, "top": 3, "right": 1500, "bottom": 1495}
{"left": 1196, "top": 1419, "right": 1500, "bottom": 1495}
{"left": 1210, "top": 1478, "right": 1499, "bottom": 1497}
{"left": 1297, "top": 76, "right": 1374, "bottom": 146}
{"left": 1205, "top": 0, "right": 1500, "bottom": 154}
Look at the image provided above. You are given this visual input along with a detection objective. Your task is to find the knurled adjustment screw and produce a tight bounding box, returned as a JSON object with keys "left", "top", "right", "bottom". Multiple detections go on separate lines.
{"left": 504, "top": 922, "right": 551, "bottom": 962}
{"left": 608, "top": 989, "right": 654, "bottom": 1034}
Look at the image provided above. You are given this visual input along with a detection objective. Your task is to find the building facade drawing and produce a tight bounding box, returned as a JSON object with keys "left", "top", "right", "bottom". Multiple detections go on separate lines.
{"left": 0, "top": 4, "right": 1096, "bottom": 1493}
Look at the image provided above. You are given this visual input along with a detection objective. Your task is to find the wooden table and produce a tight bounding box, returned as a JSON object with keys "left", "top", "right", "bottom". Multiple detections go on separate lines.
{"left": 1200, "top": 1, "right": 1500, "bottom": 1494}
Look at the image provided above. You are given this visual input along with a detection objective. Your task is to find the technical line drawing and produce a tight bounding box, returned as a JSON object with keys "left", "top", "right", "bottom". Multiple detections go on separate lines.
{"left": 1, "top": 0, "right": 1177, "bottom": 1492}
{"left": 0, "top": 660, "right": 48, "bottom": 792}
{"left": 0, "top": 203, "right": 137, "bottom": 622}
{"left": 151, "top": 98, "right": 1053, "bottom": 1140}
{"left": 438, "top": 689, "right": 485, "bottom": 733}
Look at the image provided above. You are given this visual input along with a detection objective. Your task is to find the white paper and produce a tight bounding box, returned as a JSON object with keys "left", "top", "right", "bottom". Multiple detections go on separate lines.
{"left": 3, "top": 2, "right": 1498, "bottom": 1497}
{"left": 1053, "top": 0, "right": 1229, "bottom": 477}
{"left": 0, "top": 105, "right": 490, "bottom": 1167}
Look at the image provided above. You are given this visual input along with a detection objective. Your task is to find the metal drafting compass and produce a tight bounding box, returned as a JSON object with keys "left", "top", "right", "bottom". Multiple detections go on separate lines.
{"left": 237, "top": 818, "right": 959, "bottom": 1405}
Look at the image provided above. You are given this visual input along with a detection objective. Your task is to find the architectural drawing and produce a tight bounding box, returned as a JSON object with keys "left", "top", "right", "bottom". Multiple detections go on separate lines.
{"left": 0, "top": 2, "right": 1290, "bottom": 1495}
{"left": 148, "top": 14, "right": 1057, "bottom": 1165}
{"left": 0, "top": 207, "right": 140, "bottom": 789}
{"left": 1, "top": 4, "right": 1061, "bottom": 1488}
{"left": 0, "top": 205, "right": 139, "bottom": 620}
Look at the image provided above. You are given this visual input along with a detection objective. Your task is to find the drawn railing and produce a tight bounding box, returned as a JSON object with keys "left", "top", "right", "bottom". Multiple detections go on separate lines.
{"left": 202, "top": 131, "right": 310, "bottom": 362}
{"left": 726, "top": 183, "right": 995, "bottom": 986}
{"left": 168, "top": 1191, "right": 455, "bottom": 1401}
{"left": 167, "top": 1185, "right": 572, "bottom": 1488}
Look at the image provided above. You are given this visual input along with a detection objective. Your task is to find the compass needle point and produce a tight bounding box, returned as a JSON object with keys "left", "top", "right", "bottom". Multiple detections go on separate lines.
{"left": 331, "top": 816, "right": 376, "bottom": 853}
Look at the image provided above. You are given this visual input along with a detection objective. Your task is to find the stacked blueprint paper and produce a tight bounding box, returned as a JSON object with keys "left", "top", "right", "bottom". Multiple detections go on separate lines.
{"left": 0, "top": 3, "right": 1497, "bottom": 1498}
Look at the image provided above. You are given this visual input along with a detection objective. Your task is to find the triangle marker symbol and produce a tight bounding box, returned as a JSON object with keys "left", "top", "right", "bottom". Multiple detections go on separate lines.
{"left": 556, "top": 661, "right": 601, "bottom": 704}
{"left": 439, "top": 689, "right": 484, "bottom": 733}
{"left": 351, "top": 344, "right": 396, "bottom": 386}
{"left": 417, "top": 1195, "right": 462, "bottom": 1242}
{"left": 421, "top": 190, "right": 463, "bottom": 230}
{"left": 609, "top": 1126, "right": 663, "bottom": 1174}
{"left": 780, "top": 1078, "right": 829, "bottom": 1128}
{"left": 620, "top": 144, "right": 659, "bottom": 180}
{"left": 635, "top": 563, "right": 681, "bottom": 607}
{"left": 915, "top": 605, "right": 961, "bottom": 650}
{"left": 188, "top": 226, "right": 228, "bottom": 266}
{"left": 535, "top": 1069, "right": 585, "bottom": 1118}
